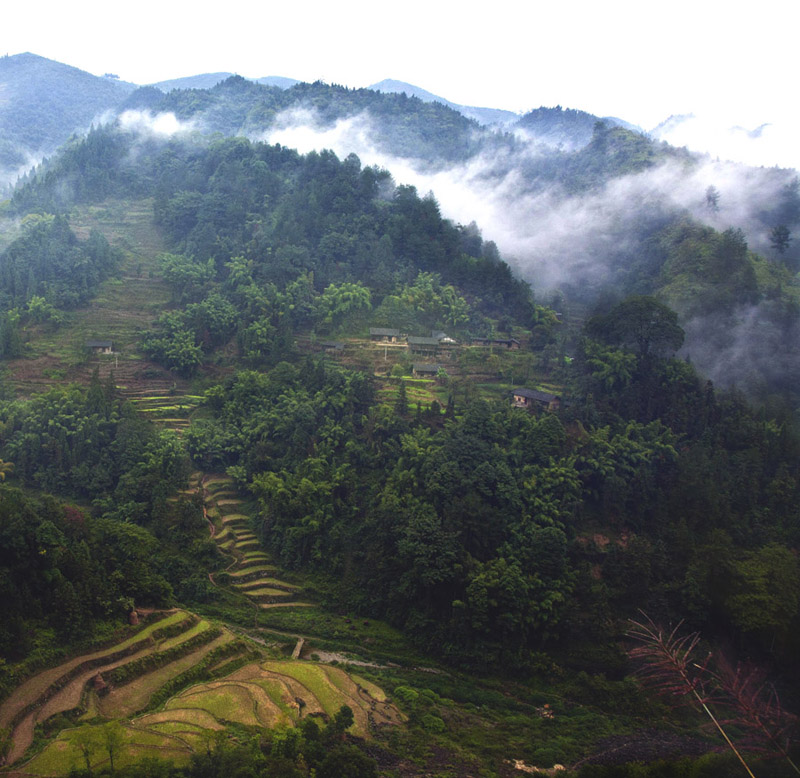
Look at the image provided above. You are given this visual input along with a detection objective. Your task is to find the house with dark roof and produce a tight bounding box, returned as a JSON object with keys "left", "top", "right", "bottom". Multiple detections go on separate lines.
{"left": 320, "top": 341, "right": 345, "bottom": 353}
{"left": 412, "top": 363, "right": 441, "bottom": 378}
{"left": 369, "top": 327, "right": 401, "bottom": 342}
{"left": 86, "top": 340, "right": 113, "bottom": 354}
{"left": 431, "top": 330, "right": 457, "bottom": 344}
{"left": 408, "top": 336, "right": 440, "bottom": 355}
{"left": 512, "top": 387, "right": 561, "bottom": 412}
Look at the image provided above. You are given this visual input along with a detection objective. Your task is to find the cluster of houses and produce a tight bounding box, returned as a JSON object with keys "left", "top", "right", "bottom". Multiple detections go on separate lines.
{"left": 317, "top": 329, "right": 559, "bottom": 412}
{"left": 368, "top": 328, "right": 519, "bottom": 352}
{"left": 87, "top": 334, "right": 560, "bottom": 411}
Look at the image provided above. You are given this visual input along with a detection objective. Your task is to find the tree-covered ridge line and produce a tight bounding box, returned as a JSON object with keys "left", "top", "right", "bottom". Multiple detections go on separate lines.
{"left": 12, "top": 127, "right": 529, "bottom": 311}
{"left": 10, "top": 127, "right": 552, "bottom": 376}
{"left": 124, "top": 76, "right": 487, "bottom": 165}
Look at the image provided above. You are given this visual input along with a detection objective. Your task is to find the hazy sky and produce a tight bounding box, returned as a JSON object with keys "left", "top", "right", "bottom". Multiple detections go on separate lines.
{"left": 1, "top": 0, "right": 794, "bottom": 132}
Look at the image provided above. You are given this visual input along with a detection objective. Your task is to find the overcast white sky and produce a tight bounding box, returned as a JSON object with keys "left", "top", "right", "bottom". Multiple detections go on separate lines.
{"left": 1, "top": 0, "right": 795, "bottom": 137}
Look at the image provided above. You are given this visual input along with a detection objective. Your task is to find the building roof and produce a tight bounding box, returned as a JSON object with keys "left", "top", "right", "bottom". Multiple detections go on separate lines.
{"left": 408, "top": 336, "right": 440, "bottom": 346}
{"left": 369, "top": 327, "right": 401, "bottom": 336}
{"left": 513, "top": 387, "right": 559, "bottom": 403}
{"left": 413, "top": 363, "right": 441, "bottom": 373}
{"left": 86, "top": 340, "right": 113, "bottom": 348}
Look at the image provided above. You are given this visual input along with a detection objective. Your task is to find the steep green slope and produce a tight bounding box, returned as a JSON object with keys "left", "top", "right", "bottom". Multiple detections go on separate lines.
{"left": 0, "top": 53, "right": 134, "bottom": 181}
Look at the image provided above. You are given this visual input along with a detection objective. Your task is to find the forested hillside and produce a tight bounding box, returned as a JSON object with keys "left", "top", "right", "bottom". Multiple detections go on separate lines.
{"left": 1, "top": 74, "right": 800, "bottom": 778}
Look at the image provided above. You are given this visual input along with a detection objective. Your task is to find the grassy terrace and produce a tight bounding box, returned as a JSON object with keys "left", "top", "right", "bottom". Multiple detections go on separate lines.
{"left": 201, "top": 474, "right": 312, "bottom": 614}
{"left": 0, "top": 609, "right": 248, "bottom": 765}
{"left": 18, "top": 657, "right": 401, "bottom": 775}
{"left": 0, "top": 611, "right": 186, "bottom": 732}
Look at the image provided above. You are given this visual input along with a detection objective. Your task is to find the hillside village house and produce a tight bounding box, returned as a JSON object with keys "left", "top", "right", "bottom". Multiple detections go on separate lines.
{"left": 320, "top": 341, "right": 345, "bottom": 353}
{"left": 512, "top": 387, "right": 561, "bottom": 412}
{"left": 407, "top": 336, "right": 440, "bottom": 356}
{"left": 431, "top": 330, "right": 457, "bottom": 344}
{"left": 369, "top": 327, "right": 401, "bottom": 342}
{"left": 412, "top": 363, "right": 441, "bottom": 379}
{"left": 86, "top": 340, "right": 113, "bottom": 354}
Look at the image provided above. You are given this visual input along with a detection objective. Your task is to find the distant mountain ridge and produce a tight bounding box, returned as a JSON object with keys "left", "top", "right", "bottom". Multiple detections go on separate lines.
{"left": 152, "top": 73, "right": 299, "bottom": 91}
{"left": 0, "top": 51, "right": 655, "bottom": 188}
{"left": 0, "top": 53, "right": 135, "bottom": 181}
{"left": 368, "top": 78, "right": 519, "bottom": 126}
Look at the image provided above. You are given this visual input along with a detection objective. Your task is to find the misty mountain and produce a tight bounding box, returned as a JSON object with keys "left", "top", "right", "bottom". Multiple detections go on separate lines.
{"left": 254, "top": 75, "right": 300, "bottom": 89}
{"left": 368, "top": 78, "right": 519, "bottom": 126}
{"left": 4, "top": 54, "right": 800, "bottom": 398}
{"left": 152, "top": 73, "right": 299, "bottom": 91}
{"left": 0, "top": 53, "right": 135, "bottom": 184}
{"left": 130, "top": 76, "right": 487, "bottom": 164}
{"left": 151, "top": 72, "right": 237, "bottom": 91}
{"left": 514, "top": 105, "right": 640, "bottom": 150}
{"left": 0, "top": 52, "right": 642, "bottom": 189}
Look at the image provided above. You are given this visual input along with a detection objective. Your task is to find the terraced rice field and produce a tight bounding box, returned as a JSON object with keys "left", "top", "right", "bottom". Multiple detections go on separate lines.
{"left": 97, "top": 632, "right": 235, "bottom": 718}
{"left": 124, "top": 392, "right": 204, "bottom": 435}
{"left": 2, "top": 471, "right": 403, "bottom": 775}
{"left": 201, "top": 475, "right": 313, "bottom": 610}
{"left": 14, "top": 656, "right": 401, "bottom": 775}
{"left": 0, "top": 610, "right": 257, "bottom": 768}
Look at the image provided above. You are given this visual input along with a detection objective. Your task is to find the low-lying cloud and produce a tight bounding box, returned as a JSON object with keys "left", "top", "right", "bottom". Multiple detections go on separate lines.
{"left": 261, "top": 107, "right": 795, "bottom": 290}
{"left": 651, "top": 114, "right": 800, "bottom": 171}
{"left": 259, "top": 106, "right": 799, "bottom": 391}
{"left": 117, "top": 110, "right": 198, "bottom": 137}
